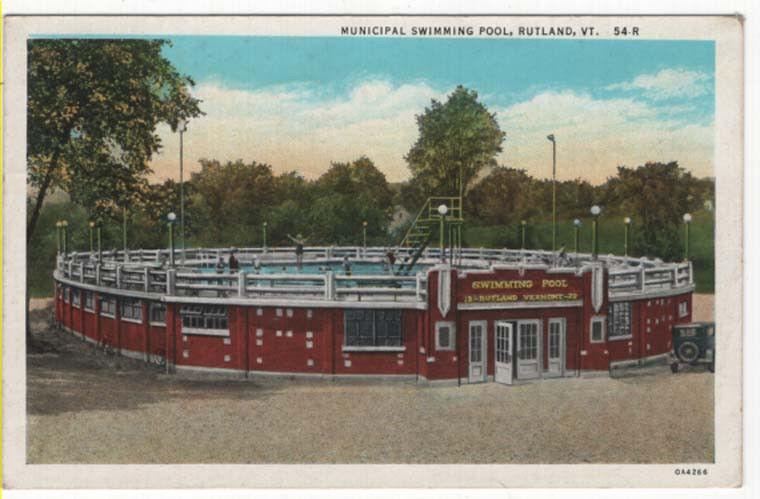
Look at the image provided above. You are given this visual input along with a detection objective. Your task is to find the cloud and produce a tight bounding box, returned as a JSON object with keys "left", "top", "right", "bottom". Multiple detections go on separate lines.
{"left": 606, "top": 68, "right": 712, "bottom": 100}
{"left": 149, "top": 80, "right": 713, "bottom": 186}
{"left": 493, "top": 91, "right": 713, "bottom": 182}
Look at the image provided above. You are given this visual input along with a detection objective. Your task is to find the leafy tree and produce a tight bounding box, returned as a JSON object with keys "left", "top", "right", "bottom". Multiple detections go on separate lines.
{"left": 27, "top": 39, "right": 203, "bottom": 244}
{"left": 608, "top": 162, "right": 704, "bottom": 260}
{"left": 405, "top": 85, "right": 505, "bottom": 198}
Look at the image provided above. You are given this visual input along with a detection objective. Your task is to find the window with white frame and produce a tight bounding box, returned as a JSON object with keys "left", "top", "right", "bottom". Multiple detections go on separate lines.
{"left": 180, "top": 305, "right": 229, "bottom": 334}
{"left": 63, "top": 286, "right": 70, "bottom": 303}
{"left": 149, "top": 302, "right": 166, "bottom": 325}
{"left": 607, "top": 302, "right": 632, "bottom": 340}
{"left": 71, "top": 288, "right": 81, "bottom": 308}
{"left": 435, "top": 322, "right": 455, "bottom": 350}
{"left": 518, "top": 322, "right": 539, "bottom": 360}
{"left": 590, "top": 316, "right": 606, "bottom": 343}
{"left": 121, "top": 298, "right": 143, "bottom": 322}
{"left": 84, "top": 291, "right": 95, "bottom": 311}
{"left": 344, "top": 309, "right": 403, "bottom": 347}
{"left": 678, "top": 300, "right": 689, "bottom": 318}
{"left": 99, "top": 295, "right": 116, "bottom": 317}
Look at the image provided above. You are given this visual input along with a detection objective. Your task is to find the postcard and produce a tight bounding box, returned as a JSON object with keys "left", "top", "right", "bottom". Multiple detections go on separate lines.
{"left": 2, "top": 14, "right": 743, "bottom": 489}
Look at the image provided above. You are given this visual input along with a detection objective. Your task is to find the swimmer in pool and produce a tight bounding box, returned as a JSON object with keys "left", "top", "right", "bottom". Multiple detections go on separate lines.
{"left": 287, "top": 233, "right": 307, "bottom": 269}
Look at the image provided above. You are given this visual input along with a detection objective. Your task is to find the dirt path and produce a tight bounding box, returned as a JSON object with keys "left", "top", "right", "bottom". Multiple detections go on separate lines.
{"left": 27, "top": 298, "right": 714, "bottom": 464}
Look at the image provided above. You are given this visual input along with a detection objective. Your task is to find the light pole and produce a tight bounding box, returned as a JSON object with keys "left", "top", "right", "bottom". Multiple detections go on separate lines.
{"left": 520, "top": 220, "right": 527, "bottom": 250}
{"left": 590, "top": 205, "right": 601, "bottom": 259}
{"left": 262, "top": 221, "right": 268, "bottom": 253}
{"left": 88, "top": 220, "right": 95, "bottom": 254}
{"left": 61, "top": 220, "right": 69, "bottom": 256}
{"left": 623, "top": 217, "right": 632, "bottom": 257}
{"left": 683, "top": 213, "right": 692, "bottom": 261}
{"left": 438, "top": 204, "right": 448, "bottom": 261}
{"left": 167, "top": 212, "right": 177, "bottom": 267}
{"left": 362, "top": 220, "right": 368, "bottom": 249}
{"left": 55, "top": 221, "right": 62, "bottom": 254}
{"left": 178, "top": 118, "right": 188, "bottom": 264}
{"left": 573, "top": 218, "right": 582, "bottom": 253}
{"left": 96, "top": 221, "right": 102, "bottom": 262}
{"left": 547, "top": 134, "right": 557, "bottom": 251}
{"left": 122, "top": 205, "right": 128, "bottom": 260}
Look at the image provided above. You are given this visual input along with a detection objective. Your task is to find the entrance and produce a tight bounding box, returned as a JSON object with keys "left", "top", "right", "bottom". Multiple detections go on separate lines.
{"left": 494, "top": 321, "right": 514, "bottom": 385}
{"left": 547, "top": 318, "right": 566, "bottom": 376}
{"left": 517, "top": 320, "right": 542, "bottom": 380}
{"left": 468, "top": 321, "right": 487, "bottom": 383}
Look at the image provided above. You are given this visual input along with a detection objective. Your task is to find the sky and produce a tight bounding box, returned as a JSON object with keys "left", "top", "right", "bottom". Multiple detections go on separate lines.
{"left": 145, "top": 36, "right": 715, "bottom": 184}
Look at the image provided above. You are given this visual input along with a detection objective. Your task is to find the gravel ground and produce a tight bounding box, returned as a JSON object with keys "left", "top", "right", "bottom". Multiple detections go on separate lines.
{"left": 27, "top": 296, "right": 715, "bottom": 464}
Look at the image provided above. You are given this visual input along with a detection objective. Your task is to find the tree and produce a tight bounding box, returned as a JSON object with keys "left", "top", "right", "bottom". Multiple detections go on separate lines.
{"left": 609, "top": 162, "right": 703, "bottom": 260}
{"left": 27, "top": 39, "right": 202, "bottom": 244}
{"left": 405, "top": 85, "right": 505, "bottom": 199}
{"left": 26, "top": 39, "right": 202, "bottom": 344}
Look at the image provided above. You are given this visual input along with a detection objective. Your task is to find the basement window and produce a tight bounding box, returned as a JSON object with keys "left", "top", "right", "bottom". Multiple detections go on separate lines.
{"left": 71, "top": 289, "right": 81, "bottom": 308}
{"left": 678, "top": 300, "right": 689, "bottom": 318}
{"left": 84, "top": 291, "right": 95, "bottom": 312}
{"left": 344, "top": 309, "right": 403, "bottom": 350}
{"left": 180, "top": 305, "right": 229, "bottom": 336}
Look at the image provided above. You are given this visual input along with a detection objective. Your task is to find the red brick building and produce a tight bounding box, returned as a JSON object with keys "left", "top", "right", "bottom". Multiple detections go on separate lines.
{"left": 54, "top": 248, "right": 694, "bottom": 385}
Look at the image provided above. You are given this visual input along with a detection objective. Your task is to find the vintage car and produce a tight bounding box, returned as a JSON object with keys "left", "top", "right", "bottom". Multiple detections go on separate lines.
{"left": 670, "top": 322, "right": 715, "bottom": 373}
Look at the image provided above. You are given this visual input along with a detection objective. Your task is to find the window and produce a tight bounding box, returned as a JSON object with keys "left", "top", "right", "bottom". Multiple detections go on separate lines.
{"left": 84, "top": 291, "right": 95, "bottom": 311}
{"left": 71, "top": 289, "right": 81, "bottom": 308}
{"left": 99, "top": 296, "right": 116, "bottom": 317}
{"left": 149, "top": 303, "right": 166, "bottom": 325}
{"left": 435, "top": 322, "right": 455, "bottom": 350}
{"left": 121, "top": 298, "right": 143, "bottom": 322}
{"left": 63, "top": 286, "right": 70, "bottom": 303}
{"left": 518, "top": 322, "right": 539, "bottom": 360}
{"left": 590, "top": 316, "right": 606, "bottom": 343}
{"left": 548, "top": 320, "right": 564, "bottom": 359}
{"left": 344, "top": 309, "right": 403, "bottom": 347}
{"left": 608, "top": 302, "right": 632, "bottom": 340}
{"left": 678, "top": 300, "right": 689, "bottom": 318}
{"left": 180, "top": 305, "right": 229, "bottom": 334}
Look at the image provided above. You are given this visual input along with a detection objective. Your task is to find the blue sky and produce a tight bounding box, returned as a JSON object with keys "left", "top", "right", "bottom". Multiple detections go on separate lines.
{"left": 129, "top": 36, "right": 715, "bottom": 183}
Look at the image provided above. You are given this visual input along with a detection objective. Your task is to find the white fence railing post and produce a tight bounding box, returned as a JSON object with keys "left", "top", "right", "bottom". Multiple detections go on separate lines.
{"left": 238, "top": 271, "right": 246, "bottom": 298}
{"left": 79, "top": 262, "right": 85, "bottom": 283}
{"left": 144, "top": 268, "right": 150, "bottom": 292}
{"left": 115, "top": 265, "right": 122, "bottom": 289}
{"left": 325, "top": 271, "right": 335, "bottom": 300}
{"left": 166, "top": 269, "right": 176, "bottom": 296}
{"left": 95, "top": 264, "right": 101, "bottom": 285}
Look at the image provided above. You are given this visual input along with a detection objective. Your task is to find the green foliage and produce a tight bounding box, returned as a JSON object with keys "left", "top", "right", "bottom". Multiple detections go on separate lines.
{"left": 406, "top": 85, "right": 505, "bottom": 197}
{"left": 27, "top": 39, "right": 203, "bottom": 241}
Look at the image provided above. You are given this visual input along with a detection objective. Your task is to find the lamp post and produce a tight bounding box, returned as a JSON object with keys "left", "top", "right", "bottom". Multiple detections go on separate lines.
{"left": 573, "top": 218, "right": 582, "bottom": 253}
{"left": 55, "top": 221, "right": 62, "bottom": 254}
{"left": 122, "top": 205, "right": 128, "bottom": 261}
{"left": 623, "top": 217, "right": 632, "bottom": 257}
{"left": 61, "top": 220, "right": 69, "bottom": 256}
{"left": 520, "top": 220, "right": 527, "bottom": 250}
{"left": 590, "top": 205, "right": 601, "bottom": 259}
{"left": 438, "top": 204, "right": 448, "bottom": 261}
{"left": 362, "top": 220, "right": 368, "bottom": 249}
{"left": 88, "top": 221, "right": 95, "bottom": 254}
{"left": 167, "top": 212, "right": 177, "bottom": 267}
{"left": 262, "top": 221, "right": 268, "bottom": 253}
{"left": 547, "top": 134, "right": 557, "bottom": 251}
{"left": 178, "top": 118, "right": 188, "bottom": 264}
{"left": 683, "top": 213, "right": 692, "bottom": 261}
{"left": 96, "top": 221, "right": 103, "bottom": 262}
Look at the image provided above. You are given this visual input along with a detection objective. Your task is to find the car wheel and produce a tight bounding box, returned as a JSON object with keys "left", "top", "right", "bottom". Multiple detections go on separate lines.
{"left": 677, "top": 341, "right": 700, "bottom": 363}
{"left": 708, "top": 363, "right": 715, "bottom": 373}
{"left": 671, "top": 363, "right": 679, "bottom": 374}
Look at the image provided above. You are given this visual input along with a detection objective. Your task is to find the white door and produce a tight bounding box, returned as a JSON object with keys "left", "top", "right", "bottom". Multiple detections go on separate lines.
{"left": 495, "top": 321, "right": 514, "bottom": 385}
{"left": 468, "top": 321, "right": 487, "bottom": 383}
{"left": 517, "top": 320, "right": 541, "bottom": 380}
{"left": 547, "top": 319, "right": 566, "bottom": 376}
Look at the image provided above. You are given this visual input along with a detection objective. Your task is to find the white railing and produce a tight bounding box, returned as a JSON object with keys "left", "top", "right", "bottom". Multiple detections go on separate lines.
{"left": 55, "top": 246, "right": 693, "bottom": 302}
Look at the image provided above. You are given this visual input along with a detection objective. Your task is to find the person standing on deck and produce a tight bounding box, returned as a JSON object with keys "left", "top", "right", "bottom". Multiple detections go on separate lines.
{"left": 228, "top": 248, "right": 239, "bottom": 272}
{"left": 287, "top": 233, "right": 307, "bottom": 270}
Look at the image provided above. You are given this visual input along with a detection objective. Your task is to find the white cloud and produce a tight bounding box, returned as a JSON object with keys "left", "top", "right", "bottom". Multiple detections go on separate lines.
{"left": 493, "top": 91, "right": 713, "bottom": 182}
{"left": 149, "top": 80, "right": 713, "bottom": 186}
{"left": 607, "top": 68, "right": 712, "bottom": 100}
